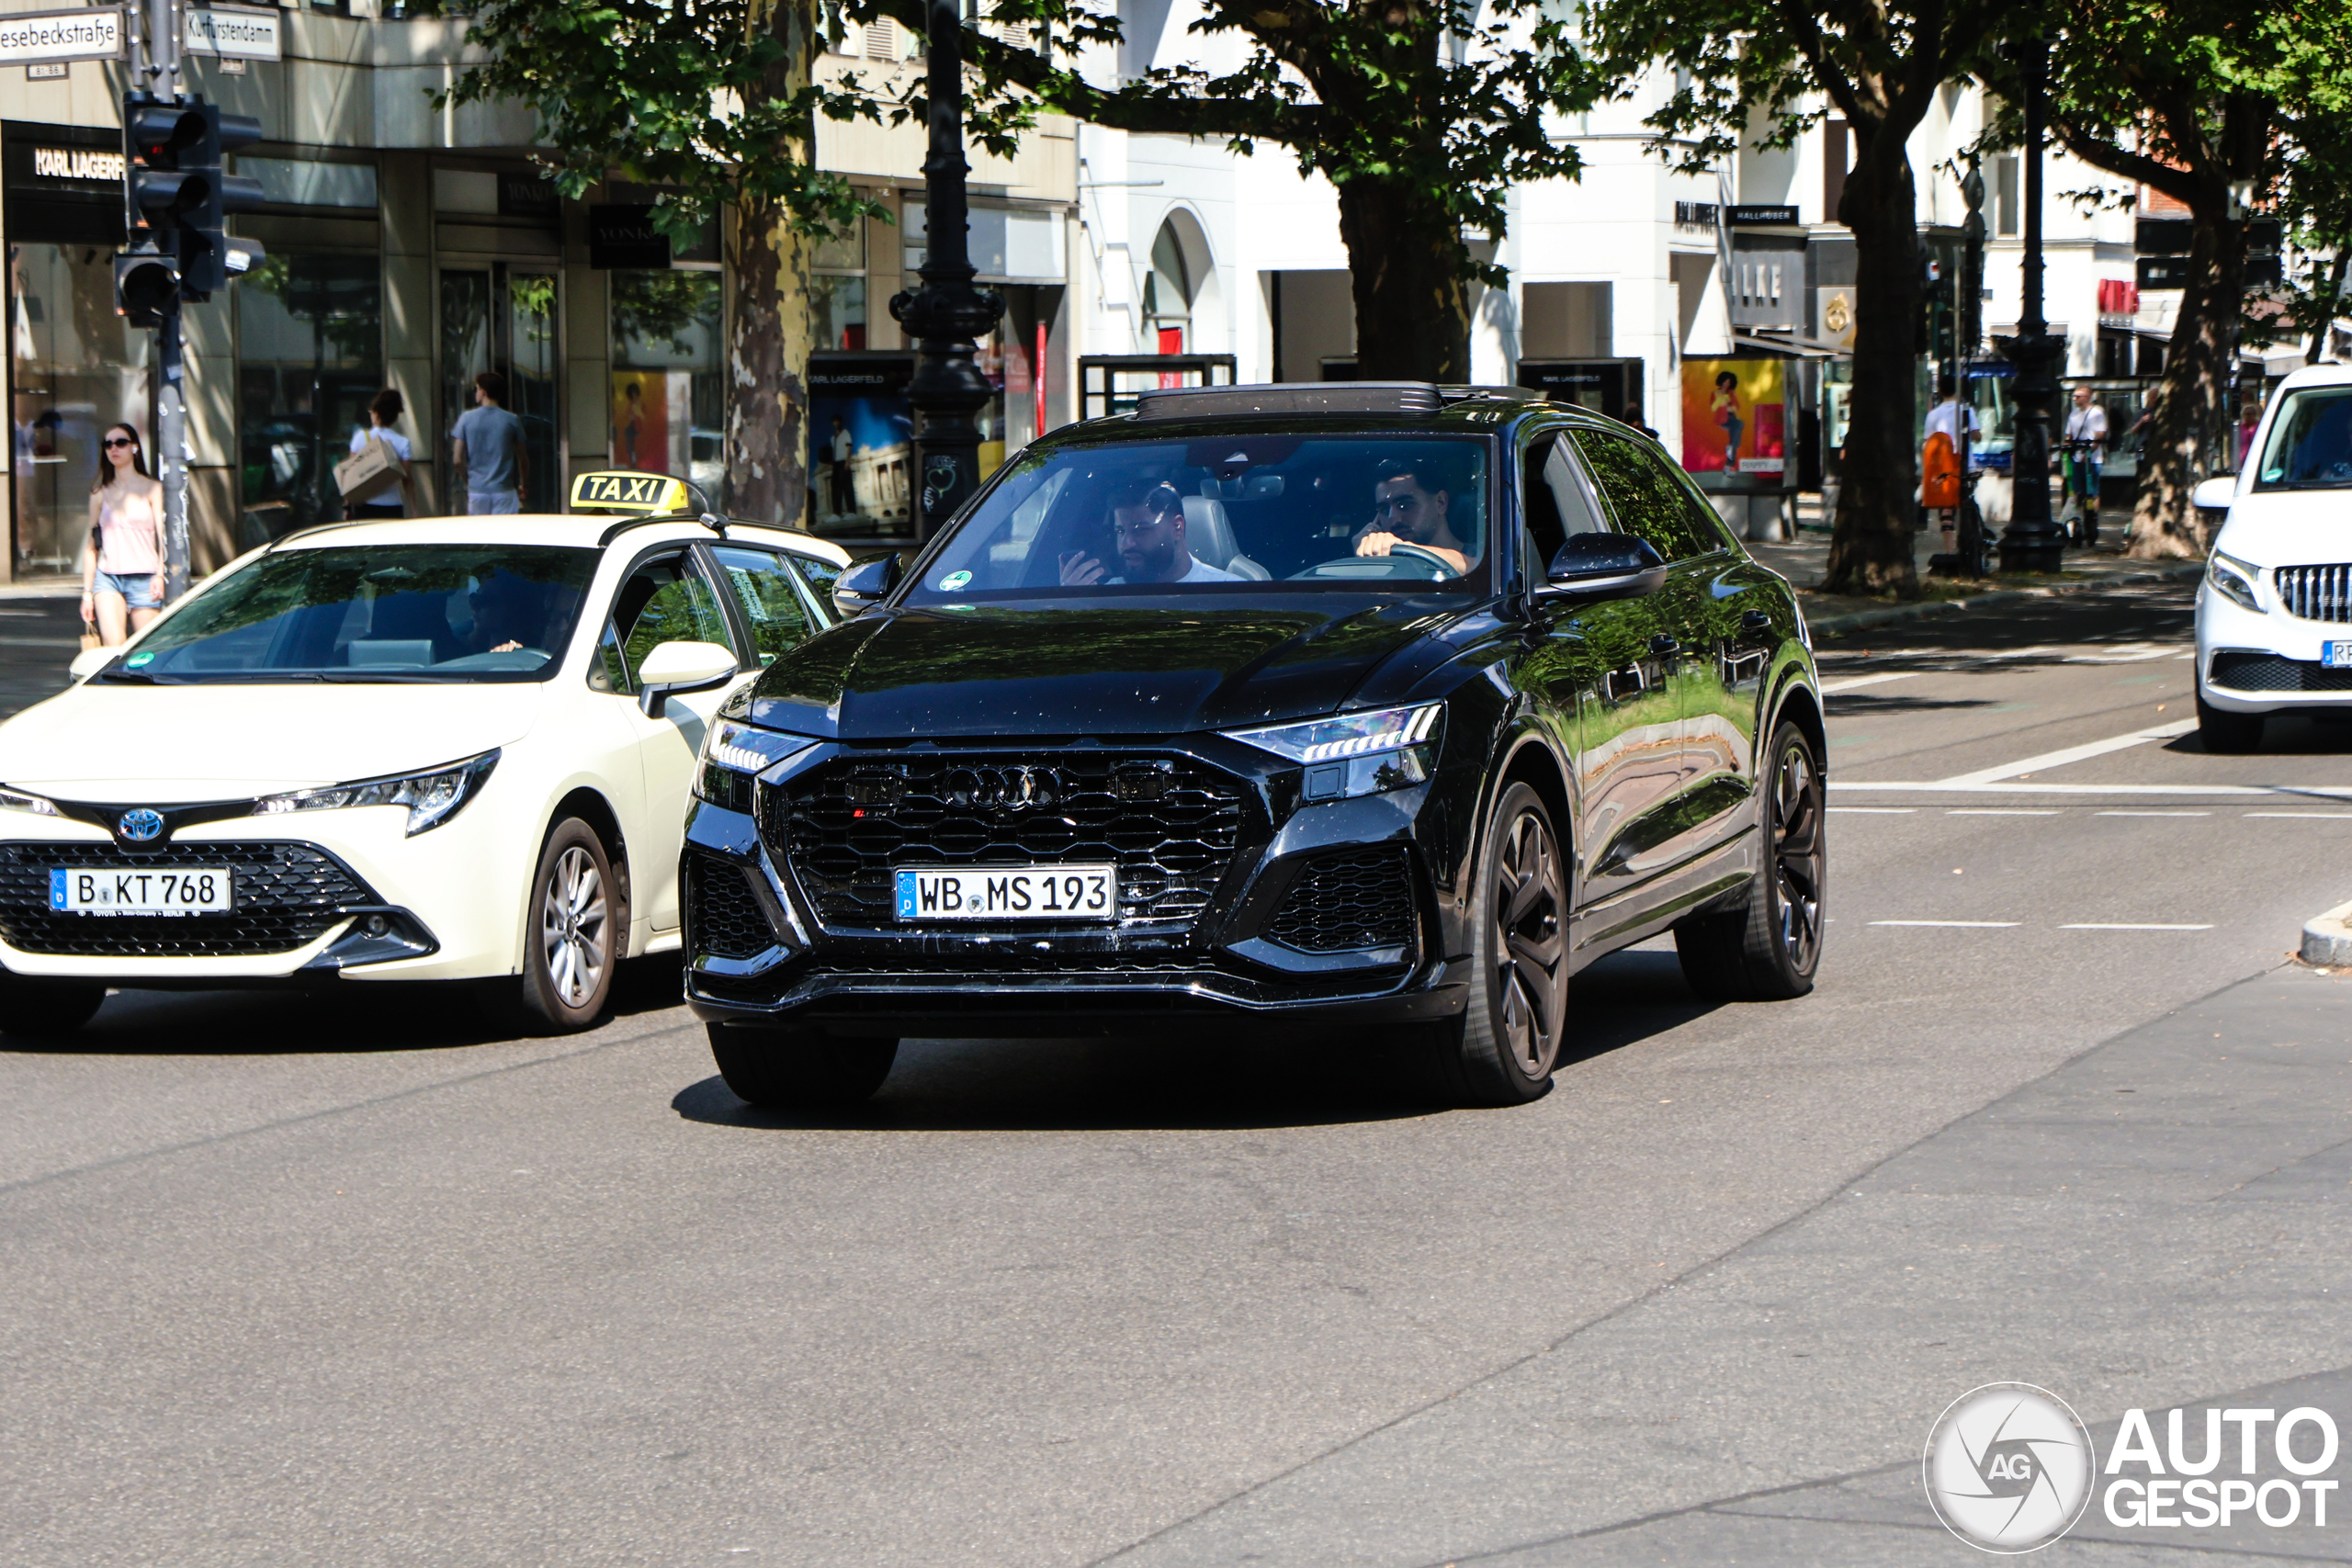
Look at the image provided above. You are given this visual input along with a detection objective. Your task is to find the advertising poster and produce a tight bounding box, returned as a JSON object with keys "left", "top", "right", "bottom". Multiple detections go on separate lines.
{"left": 1680, "top": 357, "right": 1787, "bottom": 483}
{"left": 808, "top": 353, "right": 915, "bottom": 538}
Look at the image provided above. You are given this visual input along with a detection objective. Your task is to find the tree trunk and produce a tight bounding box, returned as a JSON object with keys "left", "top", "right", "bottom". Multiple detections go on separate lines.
{"left": 2307, "top": 247, "right": 2349, "bottom": 367}
{"left": 1822, "top": 137, "right": 1922, "bottom": 597}
{"left": 726, "top": 0, "right": 819, "bottom": 525}
{"left": 1336, "top": 176, "right": 1473, "bottom": 382}
{"left": 2128, "top": 209, "right": 2241, "bottom": 558}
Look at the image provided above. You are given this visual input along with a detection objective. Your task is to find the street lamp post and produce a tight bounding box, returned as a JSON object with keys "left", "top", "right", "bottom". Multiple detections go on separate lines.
{"left": 1998, "top": 34, "right": 2069, "bottom": 573}
{"left": 888, "top": 0, "right": 1005, "bottom": 544}
{"left": 1954, "top": 158, "right": 1989, "bottom": 577}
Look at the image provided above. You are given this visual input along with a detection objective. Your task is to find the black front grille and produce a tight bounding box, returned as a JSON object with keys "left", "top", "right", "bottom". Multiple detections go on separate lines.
{"left": 2209, "top": 650, "right": 2352, "bottom": 694}
{"left": 0, "top": 840, "right": 373, "bottom": 957}
{"left": 687, "top": 856, "right": 777, "bottom": 960}
{"left": 1265, "top": 848, "right": 1417, "bottom": 953}
{"left": 777, "top": 753, "right": 1246, "bottom": 931}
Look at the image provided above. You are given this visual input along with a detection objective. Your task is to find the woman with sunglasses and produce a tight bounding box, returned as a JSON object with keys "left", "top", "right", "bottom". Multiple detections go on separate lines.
{"left": 80, "top": 423, "right": 166, "bottom": 646}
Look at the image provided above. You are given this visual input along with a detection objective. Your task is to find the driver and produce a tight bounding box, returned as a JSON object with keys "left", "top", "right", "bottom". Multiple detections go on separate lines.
{"left": 1059, "top": 481, "right": 1238, "bottom": 586}
{"left": 466, "top": 571, "right": 537, "bottom": 654}
{"left": 1354, "top": 457, "right": 1473, "bottom": 576}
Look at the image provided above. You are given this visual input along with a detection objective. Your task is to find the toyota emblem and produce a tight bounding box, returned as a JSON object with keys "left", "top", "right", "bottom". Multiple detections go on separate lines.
{"left": 118, "top": 807, "right": 165, "bottom": 842}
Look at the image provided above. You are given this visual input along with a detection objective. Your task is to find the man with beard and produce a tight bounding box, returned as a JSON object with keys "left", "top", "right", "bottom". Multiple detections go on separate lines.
{"left": 1057, "top": 480, "right": 1238, "bottom": 586}
{"left": 1353, "top": 456, "right": 1473, "bottom": 575}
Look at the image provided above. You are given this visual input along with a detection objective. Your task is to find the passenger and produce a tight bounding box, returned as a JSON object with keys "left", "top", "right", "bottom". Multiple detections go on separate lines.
{"left": 80, "top": 423, "right": 165, "bottom": 647}
{"left": 1354, "top": 456, "right": 1473, "bottom": 576}
{"left": 1058, "top": 481, "right": 1238, "bottom": 586}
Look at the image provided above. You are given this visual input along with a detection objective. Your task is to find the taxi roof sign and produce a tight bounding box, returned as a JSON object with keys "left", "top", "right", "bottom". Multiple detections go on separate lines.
{"left": 571, "top": 470, "right": 695, "bottom": 514}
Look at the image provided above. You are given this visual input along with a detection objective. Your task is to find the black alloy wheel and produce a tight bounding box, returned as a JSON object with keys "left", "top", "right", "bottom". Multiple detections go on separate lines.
{"left": 1425, "top": 780, "right": 1567, "bottom": 1107}
{"left": 517, "top": 818, "right": 621, "bottom": 1032}
{"left": 1676, "top": 721, "right": 1826, "bottom": 1001}
{"left": 2196, "top": 691, "right": 2264, "bottom": 754}
{"left": 0, "top": 972, "right": 106, "bottom": 1037}
{"left": 707, "top": 1023, "right": 899, "bottom": 1110}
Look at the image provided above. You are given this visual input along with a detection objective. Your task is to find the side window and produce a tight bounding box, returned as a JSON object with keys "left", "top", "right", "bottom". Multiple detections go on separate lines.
{"left": 711, "top": 545, "right": 820, "bottom": 666}
{"left": 1571, "top": 429, "right": 1712, "bottom": 562}
{"left": 590, "top": 553, "right": 736, "bottom": 694}
{"left": 1521, "top": 434, "right": 1608, "bottom": 570}
{"left": 787, "top": 554, "right": 843, "bottom": 605}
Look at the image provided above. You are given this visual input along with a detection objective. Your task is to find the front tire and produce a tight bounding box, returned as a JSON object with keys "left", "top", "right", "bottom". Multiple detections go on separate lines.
{"left": 708, "top": 1023, "right": 898, "bottom": 1110}
{"left": 1675, "top": 721, "right": 1826, "bottom": 1001}
{"left": 0, "top": 972, "right": 105, "bottom": 1037}
{"left": 517, "top": 818, "right": 620, "bottom": 1032}
{"left": 2197, "top": 691, "right": 2264, "bottom": 754}
{"left": 1423, "top": 781, "right": 1567, "bottom": 1108}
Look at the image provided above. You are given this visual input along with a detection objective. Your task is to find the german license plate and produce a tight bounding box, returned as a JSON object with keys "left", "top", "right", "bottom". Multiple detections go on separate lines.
{"left": 2324, "top": 642, "right": 2352, "bottom": 670}
{"left": 50, "top": 866, "right": 232, "bottom": 916}
{"left": 894, "top": 864, "right": 1116, "bottom": 921}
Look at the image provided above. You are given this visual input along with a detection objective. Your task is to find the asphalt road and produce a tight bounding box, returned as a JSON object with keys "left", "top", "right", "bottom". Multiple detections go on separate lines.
{"left": 4, "top": 577, "right": 2350, "bottom": 1565}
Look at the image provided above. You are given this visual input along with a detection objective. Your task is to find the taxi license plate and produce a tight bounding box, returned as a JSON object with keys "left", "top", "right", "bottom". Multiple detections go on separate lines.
{"left": 895, "top": 864, "right": 1115, "bottom": 921}
{"left": 51, "top": 867, "right": 232, "bottom": 916}
{"left": 2325, "top": 642, "right": 2352, "bottom": 670}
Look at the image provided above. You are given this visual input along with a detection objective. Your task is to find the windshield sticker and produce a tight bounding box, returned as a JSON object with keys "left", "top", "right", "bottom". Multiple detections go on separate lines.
{"left": 125, "top": 651, "right": 154, "bottom": 667}
{"left": 940, "top": 570, "right": 973, "bottom": 592}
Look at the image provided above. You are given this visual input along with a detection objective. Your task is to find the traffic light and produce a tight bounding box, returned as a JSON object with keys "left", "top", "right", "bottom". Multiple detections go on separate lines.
{"left": 114, "top": 247, "right": 177, "bottom": 329}
{"left": 119, "top": 94, "right": 264, "bottom": 299}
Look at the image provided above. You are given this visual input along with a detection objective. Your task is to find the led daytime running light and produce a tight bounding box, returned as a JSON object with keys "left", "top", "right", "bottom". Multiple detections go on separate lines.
{"left": 251, "top": 750, "right": 499, "bottom": 836}
{"left": 0, "top": 784, "right": 60, "bottom": 817}
{"left": 1227, "top": 703, "right": 1443, "bottom": 765}
{"left": 704, "top": 719, "right": 812, "bottom": 777}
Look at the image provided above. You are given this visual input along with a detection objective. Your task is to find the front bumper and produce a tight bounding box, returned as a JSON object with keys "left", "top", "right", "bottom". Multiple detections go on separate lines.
{"left": 2198, "top": 581, "right": 2352, "bottom": 713}
{"left": 678, "top": 737, "right": 1466, "bottom": 1036}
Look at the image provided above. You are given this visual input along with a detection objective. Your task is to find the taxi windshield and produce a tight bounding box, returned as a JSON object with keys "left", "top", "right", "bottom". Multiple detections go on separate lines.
{"left": 97, "top": 545, "right": 600, "bottom": 683}
{"left": 904, "top": 436, "right": 1493, "bottom": 604}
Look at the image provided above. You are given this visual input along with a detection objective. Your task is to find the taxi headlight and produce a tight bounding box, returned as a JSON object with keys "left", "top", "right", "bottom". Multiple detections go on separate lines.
{"left": 253, "top": 750, "right": 499, "bottom": 836}
{"left": 0, "top": 784, "right": 60, "bottom": 818}
{"left": 1225, "top": 703, "right": 1443, "bottom": 802}
{"left": 694, "top": 719, "right": 817, "bottom": 811}
{"left": 2207, "top": 552, "right": 2264, "bottom": 614}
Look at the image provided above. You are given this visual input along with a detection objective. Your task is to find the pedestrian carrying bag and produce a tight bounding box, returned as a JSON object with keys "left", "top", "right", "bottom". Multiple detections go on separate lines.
{"left": 334, "top": 434, "right": 401, "bottom": 500}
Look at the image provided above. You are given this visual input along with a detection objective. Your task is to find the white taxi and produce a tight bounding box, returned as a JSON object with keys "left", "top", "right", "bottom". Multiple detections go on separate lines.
{"left": 0, "top": 474, "right": 850, "bottom": 1033}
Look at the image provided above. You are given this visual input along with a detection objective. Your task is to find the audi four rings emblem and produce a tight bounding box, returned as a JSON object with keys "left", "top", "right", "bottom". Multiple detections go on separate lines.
{"left": 946, "top": 766, "right": 1062, "bottom": 810}
{"left": 118, "top": 808, "right": 165, "bottom": 842}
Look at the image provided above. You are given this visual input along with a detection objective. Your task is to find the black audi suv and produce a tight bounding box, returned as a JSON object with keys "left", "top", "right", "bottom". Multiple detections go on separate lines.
{"left": 681, "top": 383, "right": 1826, "bottom": 1108}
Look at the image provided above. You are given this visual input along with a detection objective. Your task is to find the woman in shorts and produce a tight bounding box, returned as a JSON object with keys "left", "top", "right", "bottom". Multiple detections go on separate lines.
{"left": 81, "top": 423, "right": 166, "bottom": 646}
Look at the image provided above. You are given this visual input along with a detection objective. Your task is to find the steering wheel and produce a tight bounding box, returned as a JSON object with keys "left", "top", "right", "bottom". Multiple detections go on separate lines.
{"left": 1384, "top": 542, "right": 1456, "bottom": 578}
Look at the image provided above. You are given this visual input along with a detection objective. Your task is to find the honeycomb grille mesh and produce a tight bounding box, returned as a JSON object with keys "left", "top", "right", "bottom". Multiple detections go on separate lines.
{"left": 0, "top": 840, "right": 371, "bottom": 957}
{"left": 1264, "top": 848, "right": 1416, "bottom": 953}
{"left": 2209, "top": 651, "right": 2352, "bottom": 694}
{"left": 687, "top": 857, "right": 777, "bottom": 960}
{"left": 777, "top": 753, "right": 1244, "bottom": 931}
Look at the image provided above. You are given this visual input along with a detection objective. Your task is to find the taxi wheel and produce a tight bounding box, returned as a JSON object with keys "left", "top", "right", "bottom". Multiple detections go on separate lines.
{"left": 0, "top": 973, "right": 105, "bottom": 1037}
{"left": 518, "top": 818, "right": 620, "bottom": 1032}
{"left": 707, "top": 1023, "right": 898, "bottom": 1110}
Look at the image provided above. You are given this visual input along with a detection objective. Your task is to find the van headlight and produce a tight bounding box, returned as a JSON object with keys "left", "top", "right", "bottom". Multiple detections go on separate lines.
{"left": 253, "top": 750, "right": 499, "bottom": 836}
{"left": 2207, "top": 552, "right": 2263, "bottom": 614}
{"left": 694, "top": 719, "right": 816, "bottom": 812}
{"left": 1226, "top": 703, "right": 1442, "bottom": 802}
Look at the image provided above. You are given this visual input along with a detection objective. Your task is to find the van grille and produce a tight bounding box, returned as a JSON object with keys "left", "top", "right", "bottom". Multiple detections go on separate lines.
{"left": 2275, "top": 565, "right": 2352, "bottom": 624}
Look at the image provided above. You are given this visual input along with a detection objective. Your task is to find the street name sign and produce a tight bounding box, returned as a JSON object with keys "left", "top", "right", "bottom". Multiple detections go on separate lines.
{"left": 184, "top": 5, "right": 279, "bottom": 61}
{"left": 0, "top": 7, "right": 125, "bottom": 66}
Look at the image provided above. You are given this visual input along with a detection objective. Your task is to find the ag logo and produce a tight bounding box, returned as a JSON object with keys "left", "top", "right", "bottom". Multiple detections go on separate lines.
{"left": 1924, "top": 1382, "right": 2098, "bottom": 1552}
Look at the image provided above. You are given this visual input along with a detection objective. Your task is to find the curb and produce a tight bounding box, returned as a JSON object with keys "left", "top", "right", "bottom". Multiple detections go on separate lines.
{"left": 1804, "top": 560, "right": 2205, "bottom": 638}
{"left": 2301, "top": 899, "right": 2352, "bottom": 968}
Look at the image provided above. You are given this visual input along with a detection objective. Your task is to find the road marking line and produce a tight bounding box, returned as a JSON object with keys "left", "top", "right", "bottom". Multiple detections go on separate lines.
{"left": 1947, "top": 808, "right": 2060, "bottom": 816}
{"left": 2060, "top": 923, "right": 2213, "bottom": 931}
{"left": 1869, "top": 919, "right": 2022, "bottom": 928}
{"left": 2245, "top": 812, "right": 2352, "bottom": 819}
{"left": 1831, "top": 782, "right": 2352, "bottom": 797}
{"left": 1932, "top": 718, "right": 2199, "bottom": 786}
{"left": 1828, "top": 807, "right": 1917, "bottom": 813}
{"left": 2096, "top": 810, "right": 2211, "bottom": 817}
{"left": 1818, "top": 671, "right": 1922, "bottom": 695}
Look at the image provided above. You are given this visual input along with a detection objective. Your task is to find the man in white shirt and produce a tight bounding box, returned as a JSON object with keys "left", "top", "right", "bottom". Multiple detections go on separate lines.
{"left": 1925, "top": 374, "right": 1981, "bottom": 447}
{"left": 1058, "top": 481, "right": 1238, "bottom": 585}
{"left": 2063, "top": 385, "right": 2109, "bottom": 535}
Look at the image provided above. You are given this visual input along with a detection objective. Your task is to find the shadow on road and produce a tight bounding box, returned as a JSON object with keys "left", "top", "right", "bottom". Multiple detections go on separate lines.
{"left": 670, "top": 945, "right": 1719, "bottom": 1133}
{"left": 0, "top": 953, "right": 686, "bottom": 1055}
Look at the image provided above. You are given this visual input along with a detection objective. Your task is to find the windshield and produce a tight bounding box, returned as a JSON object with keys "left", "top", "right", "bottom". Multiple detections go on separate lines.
{"left": 102, "top": 545, "right": 600, "bottom": 683}
{"left": 904, "top": 435, "right": 1493, "bottom": 606}
{"left": 2254, "top": 387, "right": 2352, "bottom": 491}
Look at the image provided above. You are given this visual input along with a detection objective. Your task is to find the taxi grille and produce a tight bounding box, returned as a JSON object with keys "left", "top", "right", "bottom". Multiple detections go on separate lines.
{"left": 775, "top": 753, "right": 1246, "bottom": 931}
{"left": 2276, "top": 565, "right": 2352, "bottom": 624}
{"left": 0, "top": 841, "right": 372, "bottom": 957}
{"left": 1265, "top": 849, "right": 1418, "bottom": 953}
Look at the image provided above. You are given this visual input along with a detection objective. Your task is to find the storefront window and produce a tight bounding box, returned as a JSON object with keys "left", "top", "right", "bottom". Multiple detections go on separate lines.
{"left": 8, "top": 242, "right": 152, "bottom": 577}
{"left": 611, "top": 270, "right": 723, "bottom": 504}
{"left": 811, "top": 222, "right": 866, "bottom": 351}
{"left": 440, "top": 266, "right": 560, "bottom": 512}
{"left": 236, "top": 254, "right": 383, "bottom": 538}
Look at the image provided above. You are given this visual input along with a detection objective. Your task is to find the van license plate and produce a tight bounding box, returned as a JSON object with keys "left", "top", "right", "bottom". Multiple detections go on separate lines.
{"left": 894, "top": 865, "right": 1116, "bottom": 921}
{"left": 2324, "top": 642, "right": 2352, "bottom": 669}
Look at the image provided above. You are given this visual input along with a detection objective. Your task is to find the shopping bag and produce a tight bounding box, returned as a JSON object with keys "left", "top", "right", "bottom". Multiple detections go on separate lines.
{"left": 334, "top": 434, "right": 401, "bottom": 499}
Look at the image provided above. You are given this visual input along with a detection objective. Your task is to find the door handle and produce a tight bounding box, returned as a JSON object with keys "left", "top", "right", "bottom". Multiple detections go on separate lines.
{"left": 1741, "top": 610, "right": 1774, "bottom": 638}
{"left": 1649, "top": 634, "right": 1680, "bottom": 656}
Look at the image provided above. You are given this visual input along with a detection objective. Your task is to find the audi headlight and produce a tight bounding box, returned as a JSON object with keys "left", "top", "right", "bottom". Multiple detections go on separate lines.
{"left": 1226, "top": 703, "right": 1443, "bottom": 803}
{"left": 2207, "top": 552, "right": 2264, "bottom": 614}
{"left": 694, "top": 719, "right": 817, "bottom": 812}
{"left": 253, "top": 750, "right": 499, "bottom": 836}
{"left": 0, "top": 784, "right": 60, "bottom": 818}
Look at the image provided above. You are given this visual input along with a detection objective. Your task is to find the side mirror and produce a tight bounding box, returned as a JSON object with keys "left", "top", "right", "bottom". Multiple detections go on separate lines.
{"left": 2191, "top": 477, "right": 2237, "bottom": 513}
{"left": 1540, "top": 533, "right": 1668, "bottom": 601}
{"left": 68, "top": 647, "right": 114, "bottom": 681}
{"left": 831, "top": 555, "right": 899, "bottom": 617}
{"left": 636, "top": 638, "right": 740, "bottom": 717}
